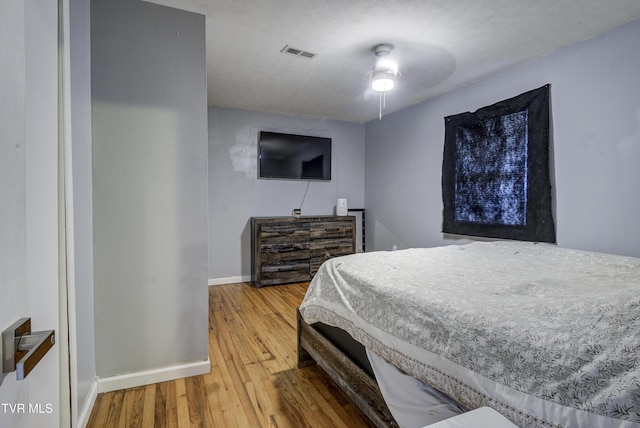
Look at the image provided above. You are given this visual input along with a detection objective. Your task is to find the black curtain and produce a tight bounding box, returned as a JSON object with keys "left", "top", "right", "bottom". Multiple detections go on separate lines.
{"left": 442, "top": 85, "right": 556, "bottom": 242}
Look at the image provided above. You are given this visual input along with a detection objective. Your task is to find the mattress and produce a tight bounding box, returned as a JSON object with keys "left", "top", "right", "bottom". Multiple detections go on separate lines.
{"left": 298, "top": 241, "right": 640, "bottom": 427}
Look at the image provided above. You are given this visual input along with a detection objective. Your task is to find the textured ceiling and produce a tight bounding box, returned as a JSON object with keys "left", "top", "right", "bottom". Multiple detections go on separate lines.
{"left": 144, "top": 0, "right": 640, "bottom": 123}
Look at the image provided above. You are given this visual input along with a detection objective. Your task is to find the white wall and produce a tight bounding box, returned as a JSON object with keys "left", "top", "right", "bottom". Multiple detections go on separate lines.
{"left": 208, "top": 107, "right": 365, "bottom": 283}
{"left": 365, "top": 20, "right": 640, "bottom": 258}
{"left": 91, "top": 0, "right": 209, "bottom": 378}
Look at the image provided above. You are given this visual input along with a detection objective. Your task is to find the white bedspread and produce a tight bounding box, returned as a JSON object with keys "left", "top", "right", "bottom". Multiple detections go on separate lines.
{"left": 298, "top": 241, "right": 640, "bottom": 427}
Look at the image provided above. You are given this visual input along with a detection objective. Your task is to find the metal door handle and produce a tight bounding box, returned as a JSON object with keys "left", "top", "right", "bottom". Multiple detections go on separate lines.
{"left": 2, "top": 318, "right": 55, "bottom": 380}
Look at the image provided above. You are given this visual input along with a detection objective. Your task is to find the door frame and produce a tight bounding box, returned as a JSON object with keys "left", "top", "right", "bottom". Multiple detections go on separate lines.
{"left": 58, "top": 0, "right": 76, "bottom": 425}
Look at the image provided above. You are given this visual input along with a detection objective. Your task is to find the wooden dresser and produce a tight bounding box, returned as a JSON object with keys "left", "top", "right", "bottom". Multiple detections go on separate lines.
{"left": 251, "top": 216, "right": 356, "bottom": 288}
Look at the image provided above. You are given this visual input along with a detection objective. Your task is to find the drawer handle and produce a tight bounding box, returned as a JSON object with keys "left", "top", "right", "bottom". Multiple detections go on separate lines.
{"left": 277, "top": 266, "right": 297, "bottom": 272}
{"left": 277, "top": 230, "right": 295, "bottom": 235}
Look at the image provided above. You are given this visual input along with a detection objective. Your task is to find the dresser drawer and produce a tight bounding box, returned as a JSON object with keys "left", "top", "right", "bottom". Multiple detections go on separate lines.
{"left": 309, "top": 220, "right": 353, "bottom": 240}
{"left": 309, "top": 238, "right": 354, "bottom": 258}
{"left": 260, "top": 241, "right": 309, "bottom": 262}
{"left": 260, "top": 222, "right": 309, "bottom": 244}
{"left": 260, "top": 261, "right": 310, "bottom": 286}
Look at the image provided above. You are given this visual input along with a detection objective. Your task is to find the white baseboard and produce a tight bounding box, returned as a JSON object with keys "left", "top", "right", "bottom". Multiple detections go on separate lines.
{"left": 77, "top": 379, "right": 98, "bottom": 428}
{"left": 208, "top": 275, "right": 251, "bottom": 286}
{"left": 96, "top": 358, "right": 211, "bottom": 394}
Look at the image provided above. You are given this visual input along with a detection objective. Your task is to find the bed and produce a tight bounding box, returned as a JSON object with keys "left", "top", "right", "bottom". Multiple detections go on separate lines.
{"left": 297, "top": 241, "right": 640, "bottom": 427}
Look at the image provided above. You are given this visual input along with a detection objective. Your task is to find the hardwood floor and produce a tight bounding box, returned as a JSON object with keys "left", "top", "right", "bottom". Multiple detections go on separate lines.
{"left": 87, "top": 282, "right": 375, "bottom": 427}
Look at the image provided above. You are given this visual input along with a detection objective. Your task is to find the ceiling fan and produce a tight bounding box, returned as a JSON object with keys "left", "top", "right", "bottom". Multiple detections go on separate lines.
{"left": 366, "top": 43, "right": 401, "bottom": 119}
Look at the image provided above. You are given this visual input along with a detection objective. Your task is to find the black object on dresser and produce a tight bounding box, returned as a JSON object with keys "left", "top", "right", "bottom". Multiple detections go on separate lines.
{"left": 251, "top": 216, "right": 356, "bottom": 288}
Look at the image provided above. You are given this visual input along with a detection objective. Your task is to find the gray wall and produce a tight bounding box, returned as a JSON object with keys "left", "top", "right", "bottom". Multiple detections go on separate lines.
{"left": 91, "top": 0, "right": 208, "bottom": 377}
{"left": 365, "top": 20, "right": 640, "bottom": 258}
{"left": 69, "top": 0, "right": 96, "bottom": 415}
{"left": 208, "top": 107, "right": 365, "bottom": 283}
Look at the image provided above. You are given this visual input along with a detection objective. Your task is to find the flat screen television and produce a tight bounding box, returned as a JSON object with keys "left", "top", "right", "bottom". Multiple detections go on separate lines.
{"left": 258, "top": 131, "right": 332, "bottom": 180}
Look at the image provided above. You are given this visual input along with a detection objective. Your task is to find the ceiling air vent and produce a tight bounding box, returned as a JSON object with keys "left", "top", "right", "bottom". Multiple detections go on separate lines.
{"left": 280, "top": 45, "right": 318, "bottom": 59}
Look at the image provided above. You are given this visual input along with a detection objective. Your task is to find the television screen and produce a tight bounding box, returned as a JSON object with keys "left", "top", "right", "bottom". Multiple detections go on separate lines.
{"left": 258, "top": 131, "right": 332, "bottom": 180}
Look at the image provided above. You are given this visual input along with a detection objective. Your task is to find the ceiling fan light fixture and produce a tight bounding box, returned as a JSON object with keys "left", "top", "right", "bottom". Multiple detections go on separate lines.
{"left": 370, "top": 69, "right": 397, "bottom": 92}
{"left": 366, "top": 43, "right": 401, "bottom": 119}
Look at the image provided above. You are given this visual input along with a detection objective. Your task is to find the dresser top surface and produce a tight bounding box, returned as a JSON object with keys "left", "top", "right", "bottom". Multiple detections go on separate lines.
{"left": 252, "top": 215, "right": 354, "bottom": 221}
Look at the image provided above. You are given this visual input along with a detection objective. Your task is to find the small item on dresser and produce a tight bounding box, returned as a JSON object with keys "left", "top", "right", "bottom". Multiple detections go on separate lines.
{"left": 292, "top": 208, "right": 301, "bottom": 217}
{"left": 336, "top": 198, "right": 348, "bottom": 216}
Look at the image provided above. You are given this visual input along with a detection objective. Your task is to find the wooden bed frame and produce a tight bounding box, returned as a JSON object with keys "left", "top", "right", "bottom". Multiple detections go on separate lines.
{"left": 296, "top": 309, "right": 399, "bottom": 427}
